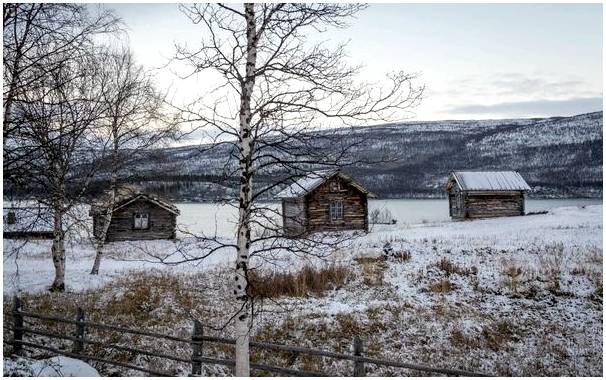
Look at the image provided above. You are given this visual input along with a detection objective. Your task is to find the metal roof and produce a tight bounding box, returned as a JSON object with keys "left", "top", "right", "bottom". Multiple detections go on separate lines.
{"left": 276, "top": 170, "right": 374, "bottom": 199}
{"left": 451, "top": 171, "right": 531, "bottom": 191}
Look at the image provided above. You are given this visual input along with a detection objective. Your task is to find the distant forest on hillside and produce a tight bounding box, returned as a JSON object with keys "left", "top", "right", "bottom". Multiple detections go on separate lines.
{"left": 6, "top": 112, "right": 603, "bottom": 201}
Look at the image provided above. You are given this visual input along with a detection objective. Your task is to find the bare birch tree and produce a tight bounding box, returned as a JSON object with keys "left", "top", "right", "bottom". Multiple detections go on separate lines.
{"left": 3, "top": 3, "right": 119, "bottom": 187}
{"left": 89, "top": 48, "right": 176, "bottom": 275}
{"left": 173, "top": 4, "right": 423, "bottom": 375}
{"left": 3, "top": 4, "right": 121, "bottom": 291}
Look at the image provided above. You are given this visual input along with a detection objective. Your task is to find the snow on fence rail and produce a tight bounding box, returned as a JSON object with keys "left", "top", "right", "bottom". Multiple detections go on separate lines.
{"left": 5, "top": 296, "right": 488, "bottom": 377}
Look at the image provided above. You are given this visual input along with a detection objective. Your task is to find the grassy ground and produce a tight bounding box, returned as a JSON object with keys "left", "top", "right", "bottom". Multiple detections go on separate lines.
{"left": 4, "top": 239, "right": 602, "bottom": 376}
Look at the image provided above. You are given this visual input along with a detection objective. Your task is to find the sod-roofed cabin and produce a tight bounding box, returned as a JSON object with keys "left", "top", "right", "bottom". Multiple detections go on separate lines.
{"left": 277, "top": 170, "right": 375, "bottom": 237}
{"left": 90, "top": 190, "right": 180, "bottom": 242}
{"left": 445, "top": 171, "right": 531, "bottom": 220}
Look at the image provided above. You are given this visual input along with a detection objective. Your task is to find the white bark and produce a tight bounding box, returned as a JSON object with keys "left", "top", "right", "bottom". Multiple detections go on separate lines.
{"left": 50, "top": 176, "right": 66, "bottom": 292}
{"left": 234, "top": 3, "right": 257, "bottom": 377}
{"left": 90, "top": 122, "right": 120, "bottom": 275}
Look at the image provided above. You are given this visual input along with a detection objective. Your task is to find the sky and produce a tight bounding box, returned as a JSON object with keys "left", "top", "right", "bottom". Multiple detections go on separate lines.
{"left": 102, "top": 2, "right": 603, "bottom": 124}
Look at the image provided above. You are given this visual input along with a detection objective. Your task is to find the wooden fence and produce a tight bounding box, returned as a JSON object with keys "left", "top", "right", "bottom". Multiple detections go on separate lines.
{"left": 4, "top": 296, "right": 488, "bottom": 377}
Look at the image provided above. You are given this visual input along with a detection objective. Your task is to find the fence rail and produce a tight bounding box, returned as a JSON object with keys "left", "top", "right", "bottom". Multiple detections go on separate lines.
{"left": 5, "top": 296, "right": 488, "bottom": 377}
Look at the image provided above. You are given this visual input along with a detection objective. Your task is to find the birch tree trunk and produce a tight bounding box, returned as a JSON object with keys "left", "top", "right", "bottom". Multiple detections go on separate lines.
{"left": 90, "top": 121, "right": 120, "bottom": 275}
{"left": 234, "top": 4, "right": 257, "bottom": 376}
{"left": 50, "top": 175, "right": 66, "bottom": 292}
{"left": 173, "top": 2, "right": 423, "bottom": 375}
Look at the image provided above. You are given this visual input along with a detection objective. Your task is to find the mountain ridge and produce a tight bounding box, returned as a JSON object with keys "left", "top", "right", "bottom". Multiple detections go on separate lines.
{"left": 113, "top": 111, "right": 604, "bottom": 200}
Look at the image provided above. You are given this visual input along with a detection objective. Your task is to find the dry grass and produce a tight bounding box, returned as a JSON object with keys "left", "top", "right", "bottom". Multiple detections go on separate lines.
{"left": 449, "top": 328, "right": 479, "bottom": 349}
{"left": 249, "top": 263, "right": 351, "bottom": 299}
{"left": 3, "top": 271, "right": 234, "bottom": 376}
{"left": 355, "top": 256, "right": 388, "bottom": 286}
{"left": 428, "top": 278, "right": 455, "bottom": 293}
{"left": 538, "top": 243, "right": 564, "bottom": 293}
{"left": 482, "top": 320, "right": 519, "bottom": 352}
{"left": 586, "top": 246, "right": 602, "bottom": 264}
{"left": 501, "top": 260, "right": 523, "bottom": 293}
{"left": 435, "top": 257, "right": 477, "bottom": 277}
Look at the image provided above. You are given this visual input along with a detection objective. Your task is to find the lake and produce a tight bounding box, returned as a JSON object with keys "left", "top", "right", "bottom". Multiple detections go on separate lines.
{"left": 175, "top": 198, "right": 603, "bottom": 237}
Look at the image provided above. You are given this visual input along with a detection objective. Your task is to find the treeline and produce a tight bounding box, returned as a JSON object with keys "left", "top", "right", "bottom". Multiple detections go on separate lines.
{"left": 110, "top": 111, "right": 602, "bottom": 200}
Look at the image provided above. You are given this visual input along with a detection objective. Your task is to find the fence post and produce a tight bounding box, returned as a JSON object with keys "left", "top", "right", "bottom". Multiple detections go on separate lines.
{"left": 353, "top": 336, "right": 365, "bottom": 376}
{"left": 73, "top": 307, "right": 85, "bottom": 354}
{"left": 191, "top": 320, "right": 203, "bottom": 376}
{"left": 12, "top": 295, "right": 23, "bottom": 355}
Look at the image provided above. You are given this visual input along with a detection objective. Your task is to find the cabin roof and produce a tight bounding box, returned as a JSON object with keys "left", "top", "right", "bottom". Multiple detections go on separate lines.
{"left": 449, "top": 171, "right": 531, "bottom": 191}
{"left": 276, "top": 170, "right": 375, "bottom": 199}
{"left": 91, "top": 189, "right": 180, "bottom": 216}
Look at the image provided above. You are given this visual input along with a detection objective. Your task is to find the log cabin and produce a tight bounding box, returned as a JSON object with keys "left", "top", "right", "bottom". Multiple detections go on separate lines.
{"left": 90, "top": 190, "right": 180, "bottom": 242}
{"left": 445, "top": 171, "right": 531, "bottom": 220}
{"left": 277, "top": 170, "right": 375, "bottom": 237}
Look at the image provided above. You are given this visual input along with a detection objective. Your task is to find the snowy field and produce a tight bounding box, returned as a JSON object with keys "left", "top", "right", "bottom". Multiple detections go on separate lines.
{"left": 2, "top": 205, "right": 603, "bottom": 376}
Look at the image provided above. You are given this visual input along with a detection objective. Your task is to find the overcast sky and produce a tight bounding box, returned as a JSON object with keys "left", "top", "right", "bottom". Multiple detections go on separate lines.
{"left": 103, "top": 2, "right": 602, "bottom": 122}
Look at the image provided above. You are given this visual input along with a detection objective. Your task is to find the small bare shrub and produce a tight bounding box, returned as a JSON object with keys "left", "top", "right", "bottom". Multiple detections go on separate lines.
{"left": 586, "top": 246, "right": 602, "bottom": 264}
{"left": 482, "top": 320, "right": 518, "bottom": 351}
{"left": 382, "top": 242, "right": 412, "bottom": 262}
{"left": 356, "top": 256, "right": 388, "bottom": 286}
{"left": 249, "top": 264, "right": 351, "bottom": 298}
{"left": 370, "top": 208, "right": 396, "bottom": 224}
{"left": 592, "top": 274, "right": 603, "bottom": 301}
{"left": 428, "top": 278, "right": 455, "bottom": 293}
{"left": 501, "top": 260, "right": 523, "bottom": 293}
{"left": 397, "top": 250, "right": 412, "bottom": 262}
{"left": 450, "top": 328, "right": 479, "bottom": 349}
{"left": 539, "top": 243, "right": 564, "bottom": 293}
{"left": 435, "top": 257, "right": 476, "bottom": 277}
{"left": 570, "top": 266, "right": 588, "bottom": 276}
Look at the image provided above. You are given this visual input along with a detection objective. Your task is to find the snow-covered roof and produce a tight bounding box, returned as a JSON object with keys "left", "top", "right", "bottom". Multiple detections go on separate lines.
{"left": 276, "top": 170, "right": 374, "bottom": 199}
{"left": 450, "top": 171, "right": 531, "bottom": 191}
{"left": 91, "top": 188, "right": 180, "bottom": 216}
{"left": 113, "top": 194, "right": 180, "bottom": 215}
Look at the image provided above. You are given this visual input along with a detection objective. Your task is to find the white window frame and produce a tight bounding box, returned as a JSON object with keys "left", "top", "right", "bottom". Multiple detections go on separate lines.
{"left": 330, "top": 200, "right": 344, "bottom": 221}
{"left": 330, "top": 181, "right": 341, "bottom": 192}
{"left": 134, "top": 212, "right": 149, "bottom": 230}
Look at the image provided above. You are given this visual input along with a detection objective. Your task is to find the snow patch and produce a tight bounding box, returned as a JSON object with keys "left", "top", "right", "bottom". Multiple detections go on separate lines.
{"left": 4, "top": 356, "right": 99, "bottom": 377}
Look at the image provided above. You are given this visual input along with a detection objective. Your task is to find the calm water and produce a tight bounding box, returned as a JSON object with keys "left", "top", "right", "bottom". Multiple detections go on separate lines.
{"left": 175, "top": 198, "right": 603, "bottom": 237}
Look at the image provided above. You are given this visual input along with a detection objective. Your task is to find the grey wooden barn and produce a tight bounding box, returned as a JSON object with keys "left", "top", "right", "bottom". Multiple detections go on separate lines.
{"left": 277, "top": 170, "right": 375, "bottom": 237}
{"left": 90, "top": 191, "right": 180, "bottom": 242}
{"left": 445, "top": 171, "right": 531, "bottom": 220}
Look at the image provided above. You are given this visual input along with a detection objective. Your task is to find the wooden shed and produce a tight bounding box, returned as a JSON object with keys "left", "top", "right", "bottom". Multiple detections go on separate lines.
{"left": 277, "top": 170, "right": 375, "bottom": 237}
{"left": 90, "top": 190, "right": 180, "bottom": 242}
{"left": 445, "top": 171, "right": 531, "bottom": 220}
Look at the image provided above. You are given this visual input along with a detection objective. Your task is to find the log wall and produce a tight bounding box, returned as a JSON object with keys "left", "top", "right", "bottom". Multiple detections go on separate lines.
{"left": 449, "top": 190, "right": 525, "bottom": 219}
{"left": 448, "top": 189, "right": 465, "bottom": 219}
{"left": 305, "top": 176, "right": 368, "bottom": 233}
{"left": 282, "top": 198, "right": 306, "bottom": 236}
{"left": 93, "top": 199, "right": 177, "bottom": 242}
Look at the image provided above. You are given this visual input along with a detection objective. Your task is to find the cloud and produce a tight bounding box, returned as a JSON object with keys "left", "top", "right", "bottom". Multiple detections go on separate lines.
{"left": 448, "top": 97, "right": 603, "bottom": 117}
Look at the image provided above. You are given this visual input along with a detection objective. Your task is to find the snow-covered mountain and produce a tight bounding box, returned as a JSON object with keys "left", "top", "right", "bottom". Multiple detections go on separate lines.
{"left": 120, "top": 111, "right": 603, "bottom": 200}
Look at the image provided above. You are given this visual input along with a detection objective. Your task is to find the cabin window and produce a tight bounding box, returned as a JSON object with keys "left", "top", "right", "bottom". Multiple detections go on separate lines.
{"left": 133, "top": 213, "right": 149, "bottom": 229}
{"left": 330, "top": 181, "right": 341, "bottom": 192}
{"left": 330, "top": 200, "right": 344, "bottom": 220}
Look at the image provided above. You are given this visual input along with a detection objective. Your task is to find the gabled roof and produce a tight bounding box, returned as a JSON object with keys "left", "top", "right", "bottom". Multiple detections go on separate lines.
{"left": 448, "top": 171, "right": 531, "bottom": 191}
{"left": 113, "top": 194, "right": 180, "bottom": 215}
{"left": 91, "top": 188, "right": 180, "bottom": 216}
{"left": 276, "top": 170, "right": 375, "bottom": 199}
